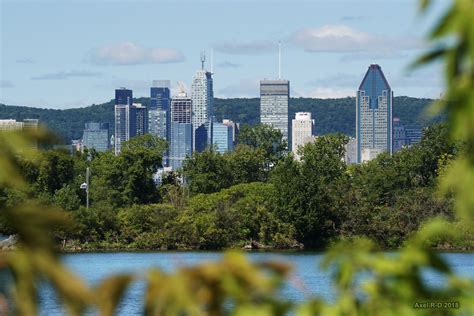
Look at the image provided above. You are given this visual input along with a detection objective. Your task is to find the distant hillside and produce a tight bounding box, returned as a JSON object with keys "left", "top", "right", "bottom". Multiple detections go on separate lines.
{"left": 0, "top": 96, "right": 444, "bottom": 143}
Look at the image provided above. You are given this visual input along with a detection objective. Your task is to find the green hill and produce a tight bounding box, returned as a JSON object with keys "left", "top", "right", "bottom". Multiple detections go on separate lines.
{"left": 0, "top": 96, "right": 444, "bottom": 143}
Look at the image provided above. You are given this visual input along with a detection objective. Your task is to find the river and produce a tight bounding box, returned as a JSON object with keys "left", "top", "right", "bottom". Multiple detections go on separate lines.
{"left": 2, "top": 251, "right": 473, "bottom": 315}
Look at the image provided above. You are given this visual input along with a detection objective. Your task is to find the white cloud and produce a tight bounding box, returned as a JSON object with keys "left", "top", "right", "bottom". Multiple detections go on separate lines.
{"left": 214, "top": 40, "right": 276, "bottom": 55}
{"left": 289, "top": 25, "right": 423, "bottom": 53}
{"left": 0, "top": 80, "right": 14, "bottom": 88}
{"left": 89, "top": 42, "right": 185, "bottom": 65}
{"left": 31, "top": 70, "right": 102, "bottom": 80}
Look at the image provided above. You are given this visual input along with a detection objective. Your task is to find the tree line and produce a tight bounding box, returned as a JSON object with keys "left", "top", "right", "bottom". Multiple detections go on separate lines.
{"left": 0, "top": 96, "right": 443, "bottom": 143}
{"left": 0, "top": 123, "right": 469, "bottom": 251}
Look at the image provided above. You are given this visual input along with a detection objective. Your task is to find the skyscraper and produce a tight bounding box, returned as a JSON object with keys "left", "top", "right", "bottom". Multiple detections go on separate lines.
{"left": 132, "top": 103, "right": 148, "bottom": 136}
{"left": 82, "top": 122, "right": 110, "bottom": 152}
{"left": 212, "top": 120, "right": 234, "bottom": 154}
{"left": 260, "top": 80, "right": 290, "bottom": 140}
{"left": 114, "top": 88, "right": 133, "bottom": 155}
{"left": 150, "top": 80, "right": 171, "bottom": 166}
{"left": 191, "top": 54, "right": 214, "bottom": 151}
{"left": 114, "top": 89, "right": 148, "bottom": 155}
{"left": 149, "top": 109, "right": 167, "bottom": 139}
{"left": 150, "top": 80, "right": 171, "bottom": 111}
{"left": 291, "top": 112, "right": 314, "bottom": 159}
{"left": 356, "top": 64, "right": 393, "bottom": 163}
{"left": 169, "top": 90, "right": 193, "bottom": 170}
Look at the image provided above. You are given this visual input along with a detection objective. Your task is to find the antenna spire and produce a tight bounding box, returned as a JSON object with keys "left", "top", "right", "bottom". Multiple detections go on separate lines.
{"left": 210, "top": 48, "right": 214, "bottom": 74}
{"left": 200, "top": 51, "right": 206, "bottom": 70}
{"left": 278, "top": 41, "right": 281, "bottom": 79}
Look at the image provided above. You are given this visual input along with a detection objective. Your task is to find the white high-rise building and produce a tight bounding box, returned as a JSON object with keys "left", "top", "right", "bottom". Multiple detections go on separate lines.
{"left": 191, "top": 55, "right": 214, "bottom": 152}
{"left": 291, "top": 112, "right": 314, "bottom": 159}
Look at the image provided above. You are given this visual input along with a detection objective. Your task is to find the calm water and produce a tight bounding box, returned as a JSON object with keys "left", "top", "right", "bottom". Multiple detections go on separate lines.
{"left": 2, "top": 252, "right": 473, "bottom": 315}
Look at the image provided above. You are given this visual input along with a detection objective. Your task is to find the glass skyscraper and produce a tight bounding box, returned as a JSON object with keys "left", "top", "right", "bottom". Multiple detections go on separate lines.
{"left": 212, "top": 121, "right": 234, "bottom": 154}
{"left": 114, "top": 88, "right": 132, "bottom": 155}
{"left": 191, "top": 69, "right": 213, "bottom": 151}
{"left": 149, "top": 109, "right": 167, "bottom": 140}
{"left": 150, "top": 80, "right": 171, "bottom": 111}
{"left": 260, "top": 79, "right": 289, "bottom": 140}
{"left": 356, "top": 64, "right": 393, "bottom": 163}
{"left": 132, "top": 103, "right": 148, "bottom": 136}
{"left": 150, "top": 80, "right": 171, "bottom": 166}
{"left": 114, "top": 88, "right": 148, "bottom": 155}
{"left": 83, "top": 122, "right": 110, "bottom": 152}
{"left": 169, "top": 92, "right": 192, "bottom": 170}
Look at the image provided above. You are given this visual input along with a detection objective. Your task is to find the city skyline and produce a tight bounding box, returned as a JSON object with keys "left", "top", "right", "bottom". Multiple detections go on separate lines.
{"left": 0, "top": 0, "right": 449, "bottom": 109}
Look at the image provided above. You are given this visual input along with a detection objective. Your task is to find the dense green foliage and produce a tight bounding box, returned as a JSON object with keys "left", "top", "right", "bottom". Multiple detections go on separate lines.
{"left": 1, "top": 123, "right": 466, "bottom": 251}
{"left": 0, "top": 0, "right": 473, "bottom": 314}
{"left": 0, "top": 96, "right": 443, "bottom": 142}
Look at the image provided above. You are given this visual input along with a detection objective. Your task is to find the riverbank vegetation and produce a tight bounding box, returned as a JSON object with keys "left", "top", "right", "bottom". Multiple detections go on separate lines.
{"left": 0, "top": 0, "right": 473, "bottom": 314}
{"left": 0, "top": 122, "right": 470, "bottom": 251}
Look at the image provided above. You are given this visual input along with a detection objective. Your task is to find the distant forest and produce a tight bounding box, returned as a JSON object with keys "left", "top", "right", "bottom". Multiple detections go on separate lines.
{"left": 0, "top": 96, "right": 444, "bottom": 143}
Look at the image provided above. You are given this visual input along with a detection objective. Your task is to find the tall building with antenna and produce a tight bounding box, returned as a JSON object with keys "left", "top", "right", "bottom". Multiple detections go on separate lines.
{"left": 191, "top": 51, "right": 214, "bottom": 152}
{"left": 260, "top": 41, "right": 290, "bottom": 141}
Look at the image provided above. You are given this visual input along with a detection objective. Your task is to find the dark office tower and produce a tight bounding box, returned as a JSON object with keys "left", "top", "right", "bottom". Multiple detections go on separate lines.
{"left": 114, "top": 88, "right": 133, "bottom": 155}
{"left": 83, "top": 122, "right": 110, "bottom": 152}
{"left": 132, "top": 103, "right": 148, "bottom": 136}
{"left": 150, "top": 80, "right": 171, "bottom": 166}
{"left": 169, "top": 90, "right": 192, "bottom": 170}
{"left": 115, "top": 88, "right": 133, "bottom": 106}
{"left": 356, "top": 64, "right": 393, "bottom": 163}
{"left": 194, "top": 124, "right": 209, "bottom": 152}
{"left": 150, "top": 80, "right": 171, "bottom": 111}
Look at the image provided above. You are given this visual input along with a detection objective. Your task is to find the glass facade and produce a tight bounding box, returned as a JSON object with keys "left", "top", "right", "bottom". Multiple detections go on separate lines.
{"left": 392, "top": 117, "right": 422, "bottom": 152}
{"left": 114, "top": 104, "right": 130, "bottom": 155}
{"left": 150, "top": 81, "right": 171, "bottom": 166}
{"left": 356, "top": 64, "right": 392, "bottom": 163}
{"left": 150, "top": 85, "right": 170, "bottom": 111}
{"left": 114, "top": 89, "right": 148, "bottom": 155}
{"left": 170, "top": 93, "right": 193, "bottom": 170}
{"left": 115, "top": 88, "right": 132, "bottom": 106}
{"left": 260, "top": 79, "right": 289, "bottom": 140}
{"left": 392, "top": 117, "right": 406, "bottom": 153}
{"left": 83, "top": 122, "right": 109, "bottom": 152}
{"left": 132, "top": 103, "right": 148, "bottom": 136}
{"left": 170, "top": 123, "right": 192, "bottom": 170}
{"left": 212, "top": 122, "right": 234, "bottom": 154}
{"left": 149, "top": 109, "right": 167, "bottom": 140}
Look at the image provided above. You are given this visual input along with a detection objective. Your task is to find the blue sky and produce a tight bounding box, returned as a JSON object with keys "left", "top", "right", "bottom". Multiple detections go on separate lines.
{"left": 1, "top": 0, "right": 448, "bottom": 109}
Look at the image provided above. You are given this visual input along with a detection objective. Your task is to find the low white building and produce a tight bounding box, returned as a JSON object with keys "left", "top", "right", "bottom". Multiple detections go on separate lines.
{"left": 0, "top": 119, "right": 23, "bottom": 131}
{"left": 361, "top": 148, "right": 383, "bottom": 163}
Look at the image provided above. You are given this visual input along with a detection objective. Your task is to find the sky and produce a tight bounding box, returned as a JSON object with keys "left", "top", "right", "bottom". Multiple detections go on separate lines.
{"left": 0, "top": 0, "right": 448, "bottom": 109}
